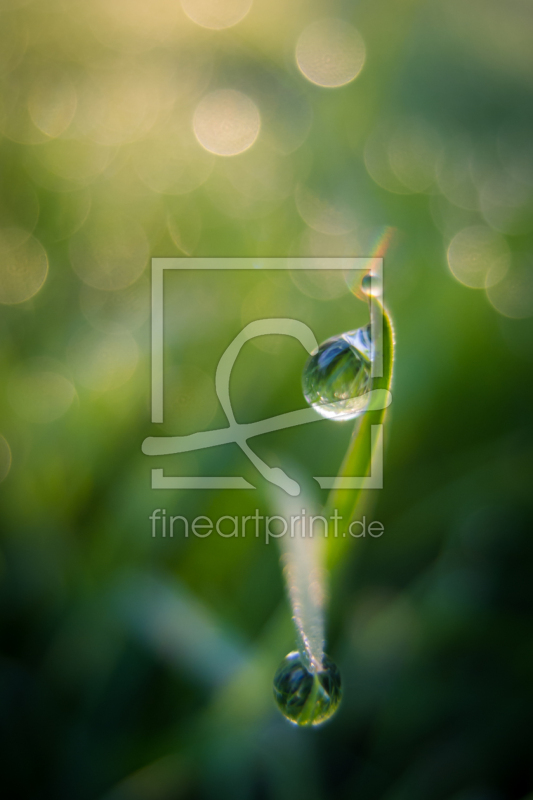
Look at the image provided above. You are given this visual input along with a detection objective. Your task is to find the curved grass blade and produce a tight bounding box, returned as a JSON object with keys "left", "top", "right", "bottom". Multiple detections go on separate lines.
{"left": 323, "top": 296, "right": 395, "bottom": 568}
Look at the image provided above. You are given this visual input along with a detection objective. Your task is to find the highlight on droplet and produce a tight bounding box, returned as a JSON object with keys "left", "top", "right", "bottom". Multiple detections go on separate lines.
{"left": 273, "top": 651, "right": 342, "bottom": 726}
{"left": 193, "top": 90, "right": 260, "bottom": 156}
{"left": 344, "top": 226, "right": 395, "bottom": 297}
{"left": 296, "top": 19, "right": 366, "bottom": 88}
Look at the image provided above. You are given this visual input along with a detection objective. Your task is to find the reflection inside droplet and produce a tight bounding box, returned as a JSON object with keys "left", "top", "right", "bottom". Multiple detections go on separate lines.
{"left": 193, "top": 89, "right": 260, "bottom": 157}
{"left": 296, "top": 19, "right": 365, "bottom": 88}
{"left": 361, "top": 272, "right": 382, "bottom": 297}
{"left": 273, "top": 651, "right": 342, "bottom": 726}
{"left": 302, "top": 325, "right": 372, "bottom": 420}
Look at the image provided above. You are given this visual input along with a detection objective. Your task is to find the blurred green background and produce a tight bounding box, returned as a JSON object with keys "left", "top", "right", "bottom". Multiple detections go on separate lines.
{"left": 1, "top": 0, "right": 533, "bottom": 798}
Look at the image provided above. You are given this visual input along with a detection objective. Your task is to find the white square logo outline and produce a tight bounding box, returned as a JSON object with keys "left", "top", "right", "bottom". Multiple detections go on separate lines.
{"left": 142, "top": 258, "right": 387, "bottom": 495}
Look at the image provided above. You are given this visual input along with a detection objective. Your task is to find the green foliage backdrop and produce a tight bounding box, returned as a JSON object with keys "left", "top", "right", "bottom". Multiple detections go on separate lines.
{"left": 0, "top": 0, "right": 532, "bottom": 798}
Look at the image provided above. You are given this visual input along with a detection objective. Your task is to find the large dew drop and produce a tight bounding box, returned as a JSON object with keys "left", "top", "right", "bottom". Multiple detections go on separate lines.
{"left": 302, "top": 325, "right": 372, "bottom": 420}
{"left": 273, "top": 651, "right": 342, "bottom": 726}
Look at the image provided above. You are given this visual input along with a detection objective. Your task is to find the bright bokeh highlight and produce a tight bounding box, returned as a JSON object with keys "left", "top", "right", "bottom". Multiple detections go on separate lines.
{"left": 193, "top": 90, "right": 260, "bottom": 156}
{"left": 296, "top": 19, "right": 366, "bottom": 88}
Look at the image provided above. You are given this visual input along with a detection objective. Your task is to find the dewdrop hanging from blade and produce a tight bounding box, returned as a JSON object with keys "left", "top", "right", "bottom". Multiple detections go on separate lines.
{"left": 273, "top": 234, "right": 394, "bottom": 727}
{"left": 273, "top": 508, "right": 342, "bottom": 726}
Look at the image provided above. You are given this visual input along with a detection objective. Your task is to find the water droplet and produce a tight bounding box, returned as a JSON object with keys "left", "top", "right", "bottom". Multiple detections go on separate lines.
{"left": 273, "top": 651, "right": 342, "bottom": 726}
{"left": 361, "top": 272, "right": 382, "bottom": 297}
{"left": 302, "top": 325, "right": 372, "bottom": 420}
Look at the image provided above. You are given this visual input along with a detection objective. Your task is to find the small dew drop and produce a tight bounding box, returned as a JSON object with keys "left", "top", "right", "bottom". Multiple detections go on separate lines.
{"left": 273, "top": 651, "right": 342, "bottom": 726}
{"left": 361, "top": 272, "right": 382, "bottom": 297}
{"left": 302, "top": 325, "right": 372, "bottom": 420}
